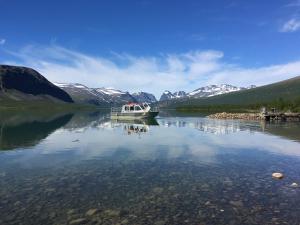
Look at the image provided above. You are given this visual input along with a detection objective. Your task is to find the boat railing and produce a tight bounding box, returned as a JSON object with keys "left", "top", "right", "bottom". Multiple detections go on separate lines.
{"left": 111, "top": 107, "right": 122, "bottom": 113}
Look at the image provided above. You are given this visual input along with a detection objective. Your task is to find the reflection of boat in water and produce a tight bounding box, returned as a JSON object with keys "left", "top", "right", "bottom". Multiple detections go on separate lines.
{"left": 111, "top": 102, "right": 159, "bottom": 120}
{"left": 111, "top": 117, "right": 159, "bottom": 126}
{"left": 124, "top": 124, "right": 149, "bottom": 135}
{"left": 111, "top": 117, "right": 159, "bottom": 136}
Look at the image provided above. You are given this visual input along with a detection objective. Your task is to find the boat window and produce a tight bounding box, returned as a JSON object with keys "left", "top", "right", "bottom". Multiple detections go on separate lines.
{"left": 140, "top": 105, "right": 145, "bottom": 109}
{"left": 130, "top": 106, "right": 134, "bottom": 111}
{"left": 125, "top": 106, "right": 129, "bottom": 111}
{"left": 135, "top": 106, "right": 141, "bottom": 111}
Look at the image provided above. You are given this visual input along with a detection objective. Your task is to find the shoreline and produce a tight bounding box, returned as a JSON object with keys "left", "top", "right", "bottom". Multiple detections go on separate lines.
{"left": 207, "top": 112, "right": 263, "bottom": 120}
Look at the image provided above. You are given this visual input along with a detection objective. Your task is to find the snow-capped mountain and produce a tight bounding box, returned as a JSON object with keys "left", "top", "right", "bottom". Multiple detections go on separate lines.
{"left": 94, "top": 87, "right": 136, "bottom": 104}
{"left": 55, "top": 82, "right": 256, "bottom": 105}
{"left": 132, "top": 92, "right": 157, "bottom": 103}
{"left": 188, "top": 84, "right": 244, "bottom": 98}
{"left": 55, "top": 83, "right": 136, "bottom": 105}
{"left": 159, "top": 84, "right": 256, "bottom": 101}
{"left": 173, "top": 91, "right": 187, "bottom": 98}
{"left": 160, "top": 90, "right": 187, "bottom": 101}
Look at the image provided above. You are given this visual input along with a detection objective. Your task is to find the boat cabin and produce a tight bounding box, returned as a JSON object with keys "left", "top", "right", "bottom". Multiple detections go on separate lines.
{"left": 121, "top": 103, "right": 150, "bottom": 113}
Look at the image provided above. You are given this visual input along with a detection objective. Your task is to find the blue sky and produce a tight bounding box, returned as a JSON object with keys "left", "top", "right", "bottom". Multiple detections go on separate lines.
{"left": 1, "top": 0, "right": 300, "bottom": 96}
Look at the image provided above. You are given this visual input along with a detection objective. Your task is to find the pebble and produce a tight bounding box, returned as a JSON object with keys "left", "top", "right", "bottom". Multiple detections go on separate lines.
{"left": 104, "top": 209, "right": 120, "bottom": 217}
{"left": 229, "top": 200, "right": 244, "bottom": 208}
{"left": 86, "top": 208, "right": 99, "bottom": 216}
{"left": 69, "top": 218, "right": 88, "bottom": 224}
{"left": 272, "top": 173, "right": 284, "bottom": 179}
{"left": 290, "top": 182, "right": 299, "bottom": 188}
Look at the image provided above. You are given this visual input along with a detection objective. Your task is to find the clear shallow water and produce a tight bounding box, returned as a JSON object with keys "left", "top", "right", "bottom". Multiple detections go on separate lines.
{"left": 1, "top": 111, "right": 300, "bottom": 225}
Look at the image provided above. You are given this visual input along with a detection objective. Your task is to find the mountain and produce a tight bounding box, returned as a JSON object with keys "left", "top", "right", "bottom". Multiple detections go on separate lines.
{"left": 132, "top": 92, "right": 157, "bottom": 103}
{"left": 94, "top": 87, "right": 136, "bottom": 104}
{"left": 188, "top": 84, "right": 246, "bottom": 98}
{"left": 160, "top": 91, "right": 174, "bottom": 101}
{"left": 160, "top": 90, "right": 187, "bottom": 101}
{"left": 162, "top": 76, "right": 300, "bottom": 111}
{"left": 159, "top": 85, "right": 255, "bottom": 101}
{"left": 56, "top": 83, "right": 137, "bottom": 106}
{"left": 0, "top": 65, "right": 73, "bottom": 104}
{"left": 173, "top": 91, "right": 187, "bottom": 98}
{"left": 54, "top": 83, "right": 110, "bottom": 106}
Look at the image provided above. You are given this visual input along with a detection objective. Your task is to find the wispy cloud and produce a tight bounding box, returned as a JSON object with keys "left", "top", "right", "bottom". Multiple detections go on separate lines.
{"left": 285, "top": 0, "right": 300, "bottom": 7}
{"left": 3, "top": 45, "right": 300, "bottom": 97}
{"left": 280, "top": 18, "right": 300, "bottom": 32}
{"left": 0, "top": 39, "right": 6, "bottom": 45}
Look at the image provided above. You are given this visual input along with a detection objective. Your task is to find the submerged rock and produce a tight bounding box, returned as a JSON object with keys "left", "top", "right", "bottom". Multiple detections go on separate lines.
{"left": 272, "top": 173, "right": 284, "bottom": 179}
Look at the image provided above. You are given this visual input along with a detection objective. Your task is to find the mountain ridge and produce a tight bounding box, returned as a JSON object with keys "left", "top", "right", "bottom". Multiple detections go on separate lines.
{"left": 159, "top": 84, "right": 256, "bottom": 101}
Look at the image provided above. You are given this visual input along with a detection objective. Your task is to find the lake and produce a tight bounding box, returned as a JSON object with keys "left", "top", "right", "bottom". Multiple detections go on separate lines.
{"left": 1, "top": 110, "right": 300, "bottom": 225}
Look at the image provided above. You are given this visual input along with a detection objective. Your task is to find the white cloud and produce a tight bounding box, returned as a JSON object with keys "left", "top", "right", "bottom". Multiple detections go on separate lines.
{"left": 0, "top": 39, "right": 6, "bottom": 45}
{"left": 280, "top": 18, "right": 300, "bottom": 32}
{"left": 3, "top": 44, "right": 300, "bottom": 98}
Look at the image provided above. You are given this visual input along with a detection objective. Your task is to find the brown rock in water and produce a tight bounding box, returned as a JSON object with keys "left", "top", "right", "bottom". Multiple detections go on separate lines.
{"left": 272, "top": 172, "right": 284, "bottom": 179}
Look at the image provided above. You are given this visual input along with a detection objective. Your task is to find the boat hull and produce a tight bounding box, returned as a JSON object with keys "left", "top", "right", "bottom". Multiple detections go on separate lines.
{"left": 111, "top": 111, "right": 159, "bottom": 120}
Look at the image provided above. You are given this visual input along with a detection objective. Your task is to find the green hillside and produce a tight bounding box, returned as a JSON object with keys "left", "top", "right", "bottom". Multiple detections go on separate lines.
{"left": 161, "top": 76, "right": 300, "bottom": 112}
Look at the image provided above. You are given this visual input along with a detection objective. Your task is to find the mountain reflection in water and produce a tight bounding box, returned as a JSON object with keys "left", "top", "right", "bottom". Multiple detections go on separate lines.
{"left": 0, "top": 113, "right": 73, "bottom": 150}
{"left": 0, "top": 111, "right": 300, "bottom": 151}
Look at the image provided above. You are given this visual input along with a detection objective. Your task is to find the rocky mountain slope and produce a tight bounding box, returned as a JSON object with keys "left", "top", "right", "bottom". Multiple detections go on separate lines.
{"left": 0, "top": 65, "right": 73, "bottom": 103}
{"left": 132, "top": 92, "right": 157, "bottom": 103}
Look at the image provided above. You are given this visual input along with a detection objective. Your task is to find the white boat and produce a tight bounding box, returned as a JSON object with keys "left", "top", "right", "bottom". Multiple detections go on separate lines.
{"left": 111, "top": 102, "right": 159, "bottom": 119}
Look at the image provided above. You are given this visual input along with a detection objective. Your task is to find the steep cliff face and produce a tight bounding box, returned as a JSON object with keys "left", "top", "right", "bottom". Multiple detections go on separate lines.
{"left": 0, "top": 65, "right": 73, "bottom": 103}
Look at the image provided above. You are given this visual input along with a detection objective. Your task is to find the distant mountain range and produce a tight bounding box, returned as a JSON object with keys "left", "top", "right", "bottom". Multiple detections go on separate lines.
{"left": 160, "top": 84, "right": 256, "bottom": 101}
{"left": 54, "top": 83, "right": 157, "bottom": 105}
{"left": 57, "top": 82, "right": 257, "bottom": 105}
{"left": 0, "top": 65, "right": 259, "bottom": 107}
{"left": 1, "top": 65, "right": 299, "bottom": 111}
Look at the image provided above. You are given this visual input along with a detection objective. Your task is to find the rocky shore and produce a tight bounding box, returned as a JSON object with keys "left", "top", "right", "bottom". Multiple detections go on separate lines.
{"left": 208, "top": 112, "right": 263, "bottom": 120}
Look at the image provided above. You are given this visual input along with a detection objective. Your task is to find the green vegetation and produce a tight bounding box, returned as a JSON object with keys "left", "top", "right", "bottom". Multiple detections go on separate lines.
{"left": 177, "top": 97, "right": 300, "bottom": 113}
{"left": 167, "top": 76, "right": 300, "bottom": 113}
{"left": 0, "top": 99, "right": 100, "bottom": 113}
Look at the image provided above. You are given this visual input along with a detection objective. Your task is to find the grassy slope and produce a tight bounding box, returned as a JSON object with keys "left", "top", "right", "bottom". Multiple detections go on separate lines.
{"left": 162, "top": 76, "right": 300, "bottom": 112}
{"left": 0, "top": 89, "right": 105, "bottom": 112}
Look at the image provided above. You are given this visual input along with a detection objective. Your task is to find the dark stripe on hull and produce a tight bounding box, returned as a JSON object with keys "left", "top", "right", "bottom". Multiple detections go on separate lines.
{"left": 111, "top": 111, "right": 159, "bottom": 119}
